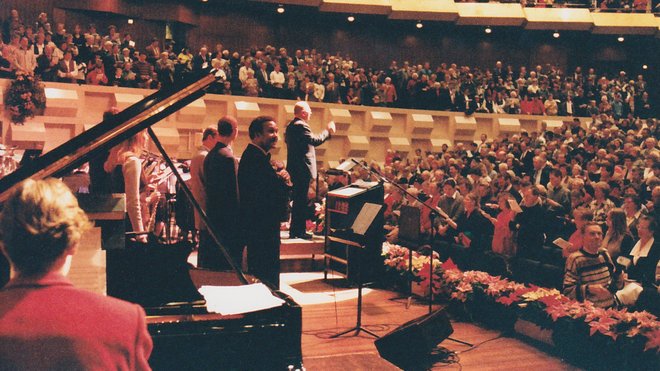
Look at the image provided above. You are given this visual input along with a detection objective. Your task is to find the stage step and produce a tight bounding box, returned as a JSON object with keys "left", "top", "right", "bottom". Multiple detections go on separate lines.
{"left": 280, "top": 233, "right": 325, "bottom": 273}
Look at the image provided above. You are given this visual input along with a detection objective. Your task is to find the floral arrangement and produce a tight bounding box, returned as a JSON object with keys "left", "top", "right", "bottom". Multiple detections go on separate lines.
{"left": 308, "top": 199, "right": 326, "bottom": 235}
{"left": 381, "top": 242, "right": 660, "bottom": 355}
{"left": 3, "top": 72, "right": 46, "bottom": 124}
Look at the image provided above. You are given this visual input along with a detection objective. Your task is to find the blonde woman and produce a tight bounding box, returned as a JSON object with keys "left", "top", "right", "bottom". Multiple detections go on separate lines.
{"left": 104, "top": 131, "right": 158, "bottom": 242}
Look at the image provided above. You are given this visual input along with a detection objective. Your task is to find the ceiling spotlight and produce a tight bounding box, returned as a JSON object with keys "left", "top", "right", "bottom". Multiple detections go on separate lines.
{"left": 277, "top": 5, "right": 285, "bottom": 14}
{"left": 642, "top": 64, "right": 648, "bottom": 70}
{"left": 552, "top": 31, "right": 560, "bottom": 39}
{"left": 416, "top": 21, "right": 423, "bottom": 29}
{"left": 485, "top": 27, "right": 492, "bottom": 34}
{"left": 617, "top": 36, "right": 624, "bottom": 42}
{"left": 201, "top": 0, "right": 208, "bottom": 2}
{"left": 127, "top": 19, "right": 134, "bottom": 25}
{"left": 347, "top": 15, "right": 355, "bottom": 22}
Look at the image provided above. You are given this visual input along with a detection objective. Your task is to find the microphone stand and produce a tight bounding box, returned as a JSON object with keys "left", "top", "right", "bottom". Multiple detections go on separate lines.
{"left": 351, "top": 160, "right": 474, "bottom": 348}
{"left": 350, "top": 160, "right": 447, "bottom": 312}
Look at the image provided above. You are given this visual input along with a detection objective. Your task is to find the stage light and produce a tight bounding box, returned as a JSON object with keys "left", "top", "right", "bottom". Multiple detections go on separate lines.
{"left": 617, "top": 36, "right": 624, "bottom": 42}
{"left": 127, "top": 19, "right": 134, "bottom": 25}
{"left": 485, "top": 27, "right": 492, "bottom": 34}
{"left": 553, "top": 31, "right": 560, "bottom": 39}
{"left": 642, "top": 64, "right": 648, "bottom": 70}
{"left": 201, "top": 0, "right": 208, "bottom": 2}
{"left": 277, "top": 5, "right": 285, "bottom": 14}
{"left": 416, "top": 21, "right": 423, "bottom": 29}
{"left": 347, "top": 15, "right": 355, "bottom": 22}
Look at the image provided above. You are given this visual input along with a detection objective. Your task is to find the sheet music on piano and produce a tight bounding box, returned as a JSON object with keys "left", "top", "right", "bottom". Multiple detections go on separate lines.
{"left": 199, "top": 283, "right": 286, "bottom": 315}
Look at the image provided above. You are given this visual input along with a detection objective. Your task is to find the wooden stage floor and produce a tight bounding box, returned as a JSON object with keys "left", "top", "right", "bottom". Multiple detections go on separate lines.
{"left": 279, "top": 272, "right": 581, "bottom": 371}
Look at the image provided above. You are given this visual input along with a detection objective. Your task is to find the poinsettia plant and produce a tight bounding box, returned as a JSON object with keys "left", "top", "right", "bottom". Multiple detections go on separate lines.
{"left": 381, "top": 242, "right": 660, "bottom": 354}
{"left": 4, "top": 72, "right": 46, "bottom": 124}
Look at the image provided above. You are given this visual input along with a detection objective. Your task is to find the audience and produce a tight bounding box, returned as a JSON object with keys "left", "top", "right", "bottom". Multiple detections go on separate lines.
{"left": 0, "top": 9, "right": 655, "bottom": 121}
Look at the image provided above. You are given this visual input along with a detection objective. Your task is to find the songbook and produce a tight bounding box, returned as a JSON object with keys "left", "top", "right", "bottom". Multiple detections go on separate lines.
{"left": 508, "top": 198, "right": 523, "bottom": 213}
{"left": 553, "top": 237, "right": 573, "bottom": 251}
{"left": 352, "top": 202, "right": 383, "bottom": 236}
{"left": 615, "top": 282, "right": 643, "bottom": 306}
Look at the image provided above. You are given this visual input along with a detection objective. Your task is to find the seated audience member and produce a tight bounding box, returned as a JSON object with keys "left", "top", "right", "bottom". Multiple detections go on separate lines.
{"left": 602, "top": 208, "right": 635, "bottom": 260}
{"left": 0, "top": 178, "right": 153, "bottom": 369}
{"left": 563, "top": 222, "right": 617, "bottom": 308}
{"left": 564, "top": 208, "right": 594, "bottom": 258}
{"left": 621, "top": 216, "right": 659, "bottom": 286}
{"left": 589, "top": 181, "right": 615, "bottom": 223}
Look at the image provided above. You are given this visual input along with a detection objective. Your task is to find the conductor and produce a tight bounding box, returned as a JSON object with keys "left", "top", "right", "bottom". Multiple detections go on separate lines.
{"left": 285, "top": 101, "right": 335, "bottom": 239}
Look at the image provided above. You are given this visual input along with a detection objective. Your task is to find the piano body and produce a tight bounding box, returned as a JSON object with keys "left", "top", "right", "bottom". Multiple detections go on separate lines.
{"left": 0, "top": 75, "right": 302, "bottom": 370}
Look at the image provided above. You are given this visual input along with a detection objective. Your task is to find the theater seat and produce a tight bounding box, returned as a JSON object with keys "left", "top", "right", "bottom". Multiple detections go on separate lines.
{"left": 448, "top": 243, "right": 470, "bottom": 271}
{"left": 512, "top": 258, "right": 542, "bottom": 285}
{"left": 539, "top": 264, "right": 564, "bottom": 289}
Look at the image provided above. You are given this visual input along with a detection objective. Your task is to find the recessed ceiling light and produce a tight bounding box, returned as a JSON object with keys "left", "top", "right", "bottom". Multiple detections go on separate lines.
{"left": 347, "top": 15, "right": 355, "bottom": 22}
{"left": 642, "top": 64, "right": 648, "bottom": 70}
{"left": 553, "top": 31, "right": 560, "bottom": 39}
{"left": 277, "top": 5, "right": 285, "bottom": 14}
{"left": 416, "top": 21, "right": 423, "bottom": 29}
{"left": 127, "top": 19, "right": 134, "bottom": 25}
{"left": 485, "top": 27, "right": 492, "bottom": 34}
{"left": 617, "top": 36, "right": 624, "bottom": 42}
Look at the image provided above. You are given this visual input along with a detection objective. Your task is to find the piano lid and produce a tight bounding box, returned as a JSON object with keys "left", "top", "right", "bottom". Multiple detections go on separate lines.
{"left": 0, "top": 73, "right": 220, "bottom": 203}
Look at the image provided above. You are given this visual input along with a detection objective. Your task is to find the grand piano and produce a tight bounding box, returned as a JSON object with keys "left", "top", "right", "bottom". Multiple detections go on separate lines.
{"left": 0, "top": 74, "right": 302, "bottom": 370}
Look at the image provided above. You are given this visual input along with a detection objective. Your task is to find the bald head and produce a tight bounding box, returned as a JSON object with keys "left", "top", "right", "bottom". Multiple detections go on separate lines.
{"left": 294, "top": 101, "right": 311, "bottom": 120}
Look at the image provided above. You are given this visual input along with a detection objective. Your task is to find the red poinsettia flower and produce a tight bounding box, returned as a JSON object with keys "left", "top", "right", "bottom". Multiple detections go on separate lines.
{"left": 589, "top": 315, "right": 618, "bottom": 340}
{"left": 643, "top": 329, "right": 660, "bottom": 353}
{"left": 441, "top": 258, "right": 459, "bottom": 272}
{"left": 496, "top": 294, "right": 519, "bottom": 306}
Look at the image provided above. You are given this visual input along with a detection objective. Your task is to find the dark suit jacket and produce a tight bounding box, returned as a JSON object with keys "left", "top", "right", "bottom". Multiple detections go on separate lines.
{"left": 0, "top": 273, "right": 152, "bottom": 370}
{"left": 285, "top": 118, "right": 329, "bottom": 181}
{"left": 192, "top": 54, "right": 211, "bottom": 76}
{"left": 238, "top": 143, "right": 288, "bottom": 237}
{"left": 532, "top": 166, "right": 551, "bottom": 186}
{"left": 204, "top": 142, "right": 240, "bottom": 244}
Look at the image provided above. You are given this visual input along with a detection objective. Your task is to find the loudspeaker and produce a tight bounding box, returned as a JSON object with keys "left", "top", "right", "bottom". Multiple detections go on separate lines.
{"left": 375, "top": 308, "right": 453, "bottom": 369}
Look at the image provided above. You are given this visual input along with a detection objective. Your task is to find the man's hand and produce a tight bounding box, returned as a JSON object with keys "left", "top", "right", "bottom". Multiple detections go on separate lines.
{"left": 327, "top": 121, "right": 336, "bottom": 135}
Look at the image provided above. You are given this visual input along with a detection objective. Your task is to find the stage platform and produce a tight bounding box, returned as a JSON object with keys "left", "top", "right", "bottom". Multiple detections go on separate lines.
{"left": 280, "top": 272, "right": 581, "bottom": 371}
{"left": 187, "top": 232, "right": 326, "bottom": 273}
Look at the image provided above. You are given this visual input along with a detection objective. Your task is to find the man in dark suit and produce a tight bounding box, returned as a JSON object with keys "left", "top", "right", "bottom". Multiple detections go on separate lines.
{"left": 0, "top": 178, "right": 152, "bottom": 369}
{"left": 238, "top": 116, "right": 290, "bottom": 289}
{"left": 531, "top": 155, "right": 551, "bottom": 187}
{"left": 285, "top": 101, "right": 335, "bottom": 239}
{"left": 202, "top": 115, "right": 242, "bottom": 270}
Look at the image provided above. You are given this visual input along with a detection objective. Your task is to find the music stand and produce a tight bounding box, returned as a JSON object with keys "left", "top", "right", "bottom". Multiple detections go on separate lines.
{"left": 331, "top": 202, "right": 383, "bottom": 339}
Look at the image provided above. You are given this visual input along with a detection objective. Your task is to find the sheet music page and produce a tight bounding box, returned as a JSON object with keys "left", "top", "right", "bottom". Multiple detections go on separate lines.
{"left": 199, "top": 283, "right": 285, "bottom": 315}
{"left": 352, "top": 202, "right": 383, "bottom": 235}
{"left": 353, "top": 179, "right": 379, "bottom": 189}
{"left": 552, "top": 237, "right": 572, "bottom": 250}
{"left": 508, "top": 198, "right": 523, "bottom": 213}
{"left": 336, "top": 160, "right": 355, "bottom": 172}
{"left": 328, "top": 187, "right": 364, "bottom": 198}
